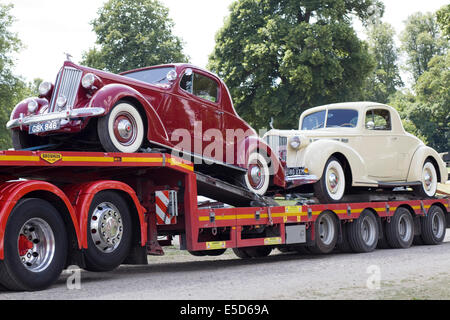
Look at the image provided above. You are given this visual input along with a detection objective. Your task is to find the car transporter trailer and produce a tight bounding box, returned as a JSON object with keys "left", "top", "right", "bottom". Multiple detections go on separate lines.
{"left": 0, "top": 149, "right": 447, "bottom": 291}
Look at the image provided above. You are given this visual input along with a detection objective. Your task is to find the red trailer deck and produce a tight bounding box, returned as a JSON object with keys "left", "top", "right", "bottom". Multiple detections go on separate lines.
{"left": 0, "top": 150, "right": 447, "bottom": 291}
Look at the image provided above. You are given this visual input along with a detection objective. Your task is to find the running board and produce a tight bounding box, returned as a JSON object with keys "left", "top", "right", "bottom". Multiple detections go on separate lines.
{"left": 195, "top": 172, "right": 278, "bottom": 207}
{"left": 377, "top": 181, "right": 421, "bottom": 188}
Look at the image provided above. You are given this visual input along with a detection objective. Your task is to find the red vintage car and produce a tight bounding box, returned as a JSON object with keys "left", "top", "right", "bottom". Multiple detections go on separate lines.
{"left": 7, "top": 61, "right": 285, "bottom": 195}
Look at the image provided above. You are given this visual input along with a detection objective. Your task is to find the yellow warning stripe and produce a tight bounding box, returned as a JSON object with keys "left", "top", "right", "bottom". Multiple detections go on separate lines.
{"left": 167, "top": 158, "right": 194, "bottom": 171}
{"left": 0, "top": 155, "right": 40, "bottom": 162}
{"left": 61, "top": 156, "right": 115, "bottom": 163}
{"left": 121, "top": 157, "right": 163, "bottom": 163}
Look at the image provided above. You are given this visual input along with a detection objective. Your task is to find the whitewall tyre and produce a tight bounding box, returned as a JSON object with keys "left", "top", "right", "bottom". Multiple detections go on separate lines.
{"left": 314, "top": 157, "right": 346, "bottom": 203}
{"left": 242, "top": 152, "right": 270, "bottom": 196}
{"left": 414, "top": 161, "right": 438, "bottom": 198}
{"left": 98, "top": 102, "right": 145, "bottom": 153}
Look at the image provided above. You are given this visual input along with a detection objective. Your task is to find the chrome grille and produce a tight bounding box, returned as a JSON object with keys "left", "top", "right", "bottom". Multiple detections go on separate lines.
{"left": 49, "top": 67, "right": 83, "bottom": 112}
{"left": 265, "top": 135, "right": 287, "bottom": 162}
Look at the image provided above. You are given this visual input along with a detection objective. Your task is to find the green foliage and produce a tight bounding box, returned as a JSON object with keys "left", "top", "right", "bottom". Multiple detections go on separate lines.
{"left": 208, "top": 0, "right": 382, "bottom": 129}
{"left": 363, "top": 22, "right": 403, "bottom": 103}
{"left": 0, "top": 3, "right": 29, "bottom": 150}
{"left": 436, "top": 4, "right": 450, "bottom": 37}
{"left": 400, "top": 12, "right": 448, "bottom": 82}
{"left": 81, "top": 0, "right": 188, "bottom": 73}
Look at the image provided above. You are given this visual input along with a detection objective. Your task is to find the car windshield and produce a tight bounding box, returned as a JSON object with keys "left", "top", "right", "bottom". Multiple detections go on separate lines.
{"left": 123, "top": 67, "right": 175, "bottom": 85}
{"left": 301, "top": 111, "right": 326, "bottom": 130}
{"left": 326, "top": 109, "right": 358, "bottom": 128}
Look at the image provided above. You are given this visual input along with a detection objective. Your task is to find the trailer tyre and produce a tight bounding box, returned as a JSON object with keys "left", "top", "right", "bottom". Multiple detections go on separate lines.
{"left": 385, "top": 207, "right": 414, "bottom": 249}
{"left": 347, "top": 210, "right": 379, "bottom": 253}
{"left": 84, "top": 191, "right": 132, "bottom": 272}
{"left": 309, "top": 211, "right": 338, "bottom": 254}
{"left": 420, "top": 205, "right": 446, "bottom": 245}
{"left": 0, "top": 198, "right": 68, "bottom": 291}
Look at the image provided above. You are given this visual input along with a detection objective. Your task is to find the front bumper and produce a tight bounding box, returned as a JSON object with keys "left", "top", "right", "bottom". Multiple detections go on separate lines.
{"left": 285, "top": 174, "right": 318, "bottom": 189}
{"left": 6, "top": 107, "right": 106, "bottom": 129}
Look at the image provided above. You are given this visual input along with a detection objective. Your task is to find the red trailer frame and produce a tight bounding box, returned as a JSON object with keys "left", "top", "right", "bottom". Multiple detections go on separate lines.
{"left": 0, "top": 150, "right": 447, "bottom": 291}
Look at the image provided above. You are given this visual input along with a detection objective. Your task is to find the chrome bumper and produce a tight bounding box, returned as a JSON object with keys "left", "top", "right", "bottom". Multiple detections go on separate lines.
{"left": 285, "top": 174, "right": 318, "bottom": 188}
{"left": 6, "top": 107, "right": 106, "bottom": 129}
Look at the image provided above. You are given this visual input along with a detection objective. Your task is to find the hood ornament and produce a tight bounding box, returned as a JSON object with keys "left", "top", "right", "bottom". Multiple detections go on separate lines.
{"left": 64, "top": 52, "right": 73, "bottom": 62}
{"left": 269, "top": 117, "right": 274, "bottom": 130}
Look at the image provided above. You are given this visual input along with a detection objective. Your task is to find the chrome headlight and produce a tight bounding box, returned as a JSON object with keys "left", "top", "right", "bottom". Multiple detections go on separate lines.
{"left": 289, "top": 136, "right": 301, "bottom": 150}
{"left": 27, "top": 99, "right": 39, "bottom": 113}
{"left": 56, "top": 95, "right": 67, "bottom": 110}
{"left": 82, "top": 73, "right": 96, "bottom": 89}
{"left": 38, "top": 81, "right": 53, "bottom": 96}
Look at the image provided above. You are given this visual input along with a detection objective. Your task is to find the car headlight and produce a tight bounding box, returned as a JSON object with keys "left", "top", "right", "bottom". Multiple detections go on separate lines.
{"left": 38, "top": 81, "right": 53, "bottom": 96}
{"left": 289, "top": 136, "right": 301, "bottom": 150}
{"left": 27, "top": 99, "right": 39, "bottom": 113}
{"left": 56, "top": 95, "right": 67, "bottom": 110}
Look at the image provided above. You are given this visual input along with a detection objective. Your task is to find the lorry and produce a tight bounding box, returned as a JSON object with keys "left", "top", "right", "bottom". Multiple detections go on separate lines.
{"left": 0, "top": 149, "right": 447, "bottom": 291}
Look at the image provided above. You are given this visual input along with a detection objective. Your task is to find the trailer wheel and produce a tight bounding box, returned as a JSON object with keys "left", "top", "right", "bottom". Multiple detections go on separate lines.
{"left": 309, "top": 211, "right": 338, "bottom": 254}
{"left": 385, "top": 207, "right": 414, "bottom": 249}
{"left": 0, "top": 198, "right": 68, "bottom": 291}
{"left": 84, "top": 191, "right": 132, "bottom": 272}
{"left": 347, "top": 210, "right": 379, "bottom": 253}
{"left": 420, "top": 205, "right": 446, "bottom": 245}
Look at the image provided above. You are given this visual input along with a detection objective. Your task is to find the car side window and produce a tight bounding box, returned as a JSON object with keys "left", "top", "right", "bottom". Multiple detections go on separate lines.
{"left": 180, "top": 70, "right": 219, "bottom": 103}
{"left": 365, "top": 109, "right": 391, "bottom": 130}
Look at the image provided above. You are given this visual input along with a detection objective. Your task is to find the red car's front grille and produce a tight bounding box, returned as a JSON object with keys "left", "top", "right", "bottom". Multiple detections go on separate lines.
{"left": 49, "top": 67, "right": 83, "bottom": 113}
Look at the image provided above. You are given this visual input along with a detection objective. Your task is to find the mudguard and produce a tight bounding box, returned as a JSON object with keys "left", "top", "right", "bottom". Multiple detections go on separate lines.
{"left": 0, "top": 180, "right": 81, "bottom": 259}
{"left": 302, "top": 139, "right": 371, "bottom": 185}
{"left": 63, "top": 180, "right": 147, "bottom": 249}
{"left": 89, "top": 83, "right": 169, "bottom": 145}
{"left": 407, "top": 146, "right": 447, "bottom": 183}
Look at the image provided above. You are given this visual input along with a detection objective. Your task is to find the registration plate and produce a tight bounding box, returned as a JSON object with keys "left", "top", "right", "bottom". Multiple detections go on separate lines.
{"left": 29, "top": 120, "right": 61, "bottom": 134}
{"left": 286, "top": 167, "right": 305, "bottom": 176}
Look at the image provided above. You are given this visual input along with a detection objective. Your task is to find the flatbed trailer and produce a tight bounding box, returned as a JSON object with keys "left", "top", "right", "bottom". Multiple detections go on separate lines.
{"left": 0, "top": 150, "right": 447, "bottom": 291}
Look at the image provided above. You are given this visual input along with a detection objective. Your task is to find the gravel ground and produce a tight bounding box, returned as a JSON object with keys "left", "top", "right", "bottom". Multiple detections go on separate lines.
{"left": 0, "top": 232, "right": 449, "bottom": 300}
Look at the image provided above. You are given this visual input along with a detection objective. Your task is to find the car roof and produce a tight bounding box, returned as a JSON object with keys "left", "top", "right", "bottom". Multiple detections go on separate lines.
{"left": 304, "top": 101, "right": 391, "bottom": 114}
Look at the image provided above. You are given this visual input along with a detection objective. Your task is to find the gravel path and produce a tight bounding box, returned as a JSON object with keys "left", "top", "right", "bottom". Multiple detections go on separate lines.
{"left": 1, "top": 231, "right": 450, "bottom": 300}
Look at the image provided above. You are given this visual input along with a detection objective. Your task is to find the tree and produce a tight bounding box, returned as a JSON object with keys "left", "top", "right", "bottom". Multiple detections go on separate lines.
{"left": 400, "top": 12, "right": 448, "bottom": 83}
{"left": 363, "top": 22, "right": 403, "bottom": 103}
{"left": 208, "top": 0, "right": 383, "bottom": 129}
{"left": 436, "top": 4, "right": 450, "bottom": 37}
{"left": 0, "top": 4, "right": 27, "bottom": 149}
{"left": 81, "top": 0, "right": 188, "bottom": 73}
{"left": 411, "top": 52, "right": 449, "bottom": 152}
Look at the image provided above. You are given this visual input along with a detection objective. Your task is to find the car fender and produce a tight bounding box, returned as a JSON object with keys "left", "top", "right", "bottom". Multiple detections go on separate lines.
{"left": 89, "top": 83, "right": 169, "bottom": 144}
{"left": 63, "top": 180, "right": 147, "bottom": 249}
{"left": 10, "top": 98, "right": 49, "bottom": 122}
{"left": 0, "top": 180, "right": 81, "bottom": 259}
{"left": 302, "top": 139, "right": 369, "bottom": 183}
{"left": 407, "top": 146, "right": 447, "bottom": 183}
{"left": 236, "top": 135, "right": 285, "bottom": 187}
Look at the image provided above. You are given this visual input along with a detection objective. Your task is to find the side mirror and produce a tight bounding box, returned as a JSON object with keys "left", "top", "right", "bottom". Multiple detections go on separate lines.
{"left": 366, "top": 121, "right": 375, "bottom": 130}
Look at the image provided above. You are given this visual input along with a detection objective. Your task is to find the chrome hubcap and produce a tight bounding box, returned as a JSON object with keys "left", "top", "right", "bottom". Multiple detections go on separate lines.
{"left": 424, "top": 172, "right": 432, "bottom": 188}
{"left": 117, "top": 119, "right": 132, "bottom": 140}
{"left": 90, "top": 202, "right": 123, "bottom": 253}
{"left": 18, "top": 218, "right": 55, "bottom": 272}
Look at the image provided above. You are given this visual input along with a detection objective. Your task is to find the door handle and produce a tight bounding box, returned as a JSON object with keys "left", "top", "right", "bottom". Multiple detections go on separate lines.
{"left": 391, "top": 137, "right": 398, "bottom": 141}
{"left": 215, "top": 111, "right": 224, "bottom": 115}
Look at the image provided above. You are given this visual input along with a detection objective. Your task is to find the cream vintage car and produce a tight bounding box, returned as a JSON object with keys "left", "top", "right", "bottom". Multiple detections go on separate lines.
{"left": 264, "top": 102, "right": 447, "bottom": 203}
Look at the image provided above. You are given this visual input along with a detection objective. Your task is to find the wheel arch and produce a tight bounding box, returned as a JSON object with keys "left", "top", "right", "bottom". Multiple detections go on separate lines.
{"left": 407, "top": 146, "right": 446, "bottom": 184}
{"left": 89, "top": 83, "right": 169, "bottom": 145}
{"left": 64, "top": 180, "right": 146, "bottom": 250}
{"left": 0, "top": 181, "right": 82, "bottom": 260}
{"left": 303, "top": 140, "right": 366, "bottom": 183}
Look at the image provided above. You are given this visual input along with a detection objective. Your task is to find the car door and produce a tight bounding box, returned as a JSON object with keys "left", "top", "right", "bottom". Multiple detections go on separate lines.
{"left": 178, "top": 68, "right": 223, "bottom": 163}
{"left": 359, "top": 108, "right": 399, "bottom": 180}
